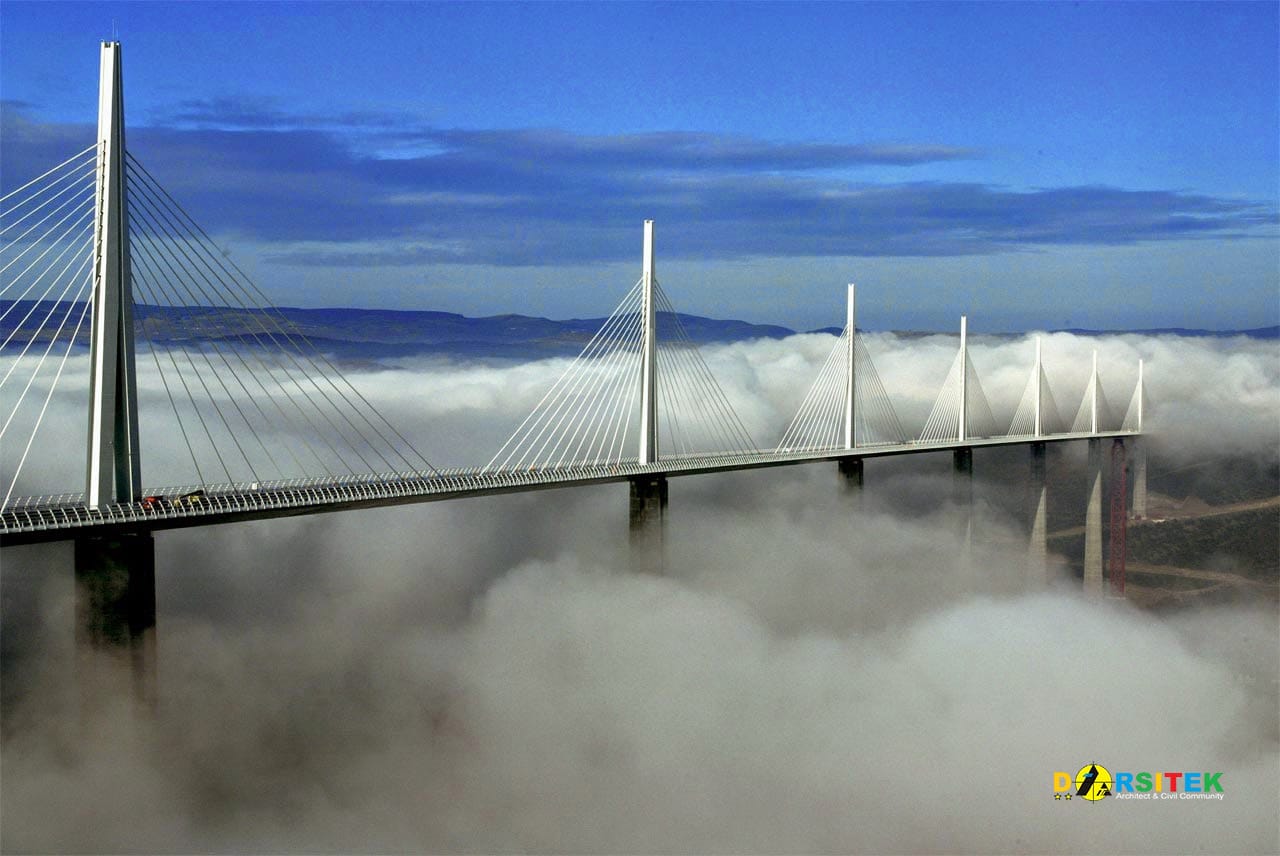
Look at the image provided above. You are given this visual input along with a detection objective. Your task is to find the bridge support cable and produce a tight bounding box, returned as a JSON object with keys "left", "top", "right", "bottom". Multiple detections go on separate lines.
{"left": 128, "top": 267, "right": 262, "bottom": 487}
{"left": 0, "top": 159, "right": 98, "bottom": 252}
{"left": 134, "top": 301, "right": 209, "bottom": 486}
{"left": 0, "top": 143, "right": 99, "bottom": 207}
{"left": 852, "top": 333, "right": 908, "bottom": 446}
{"left": 0, "top": 164, "right": 96, "bottom": 234}
{"left": 126, "top": 191, "right": 358, "bottom": 484}
{"left": 0, "top": 234, "right": 96, "bottom": 358}
{"left": 571, "top": 303, "right": 646, "bottom": 467}
{"left": 126, "top": 207, "right": 349, "bottom": 484}
{"left": 776, "top": 310, "right": 906, "bottom": 452}
{"left": 0, "top": 207, "right": 96, "bottom": 302}
{"left": 778, "top": 329, "right": 848, "bottom": 452}
{"left": 652, "top": 283, "right": 756, "bottom": 456}
{"left": 919, "top": 319, "right": 999, "bottom": 443}
{"left": 487, "top": 223, "right": 755, "bottom": 473}
{"left": 123, "top": 153, "right": 438, "bottom": 480}
{"left": 0, "top": 205, "right": 96, "bottom": 331}
{"left": 541, "top": 288, "right": 645, "bottom": 469}
{"left": 4, "top": 137, "right": 442, "bottom": 501}
{"left": 127, "top": 238, "right": 275, "bottom": 483}
{"left": 126, "top": 208, "right": 373, "bottom": 480}
{"left": 124, "top": 163, "right": 394, "bottom": 479}
{"left": 920, "top": 350, "right": 964, "bottom": 443}
{"left": 0, "top": 151, "right": 102, "bottom": 509}
{"left": 126, "top": 239, "right": 313, "bottom": 480}
{"left": 1122, "top": 358, "right": 1148, "bottom": 521}
{"left": 0, "top": 147, "right": 98, "bottom": 288}
{"left": 0, "top": 230, "right": 96, "bottom": 383}
{"left": 1, "top": 277, "right": 95, "bottom": 509}
{"left": 1009, "top": 337, "right": 1065, "bottom": 437}
{"left": 1120, "top": 359, "right": 1144, "bottom": 433}
{"left": 777, "top": 328, "right": 908, "bottom": 451}
{"left": 588, "top": 299, "right": 648, "bottom": 467}
{"left": 118, "top": 154, "right": 437, "bottom": 483}
{"left": 486, "top": 280, "right": 645, "bottom": 471}
{"left": 0, "top": 180, "right": 97, "bottom": 301}
{"left": 960, "top": 349, "right": 999, "bottom": 439}
{"left": 1071, "top": 349, "right": 1117, "bottom": 434}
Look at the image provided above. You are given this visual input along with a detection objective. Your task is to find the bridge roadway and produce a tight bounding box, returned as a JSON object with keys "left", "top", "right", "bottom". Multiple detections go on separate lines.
{"left": 0, "top": 430, "right": 1138, "bottom": 546}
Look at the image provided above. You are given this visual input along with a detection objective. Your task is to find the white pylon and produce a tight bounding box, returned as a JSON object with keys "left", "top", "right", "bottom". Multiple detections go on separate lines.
{"left": 1090, "top": 349, "right": 1099, "bottom": 435}
{"left": 86, "top": 41, "right": 141, "bottom": 508}
{"left": 958, "top": 316, "right": 968, "bottom": 443}
{"left": 1136, "top": 358, "right": 1144, "bottom": 433}
{"left": 1033, "top": 336, "right": 1043, "bottom": 438}
{"left": 638, "top": 220, "right": 658, "bottom": 465}
{"left": 843, "top": 283, "right": 856, "bottom": 450}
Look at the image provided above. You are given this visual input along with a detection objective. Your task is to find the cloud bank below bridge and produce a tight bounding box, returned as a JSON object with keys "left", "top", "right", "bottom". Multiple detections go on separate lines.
{"left": 0, "top": 330, "right": 1277, "bottom": 852}
{"left": 2, "top": 330, "right": 1276, "bottom": 496}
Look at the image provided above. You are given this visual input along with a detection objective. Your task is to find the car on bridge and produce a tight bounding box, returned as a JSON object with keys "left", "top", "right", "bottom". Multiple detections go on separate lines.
{"left": 171, "top": 489, "right": 206, "bottom": 507}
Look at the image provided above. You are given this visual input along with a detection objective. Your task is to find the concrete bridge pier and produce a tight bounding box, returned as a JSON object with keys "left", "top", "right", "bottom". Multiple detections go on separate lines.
{"left": 838, "top": 457, "right": 863, "bottom": 500}
{"left": 1028, "top": 442, "right": 1048, "bottom": 588}
{"left": 1132, "top": 439, "right": 1147, "bottom": 519}
{"left": 1083, "top": 438, "right": 1104, "bottom": 596}
{"left": 74, "top": 531, "right": 156, "bottom": 709}
{"left": 953, "top": 448, "right": 973, "bottom": 569}
{"left": 628, "top": 475, "right": 668, "bottom": 574}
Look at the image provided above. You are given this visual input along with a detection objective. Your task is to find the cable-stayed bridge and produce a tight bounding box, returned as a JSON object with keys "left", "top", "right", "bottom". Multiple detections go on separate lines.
{"left": 3, "top": 43, "right": 1149, "bottom": 701}
{"left": 2, "top": 44, "right": 1143, "bottom": 603}
{"left": 0, "top": 193, "right": 1142, "bottom": 544}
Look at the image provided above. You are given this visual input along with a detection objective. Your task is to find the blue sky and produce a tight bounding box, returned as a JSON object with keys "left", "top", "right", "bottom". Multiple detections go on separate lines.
{"left": 2, "top": 1, "right": 1276, "bottom": 331}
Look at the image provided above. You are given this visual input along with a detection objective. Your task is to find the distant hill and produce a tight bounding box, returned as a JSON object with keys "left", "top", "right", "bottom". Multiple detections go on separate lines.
{"left": 208, "top": 306, "right": 795, "bottom": 359}
{"left": 0, "top": 302, "right": 794, "bottom": 361}
{"left": 1, "top": 301, "right": 1274, "bottom": 361}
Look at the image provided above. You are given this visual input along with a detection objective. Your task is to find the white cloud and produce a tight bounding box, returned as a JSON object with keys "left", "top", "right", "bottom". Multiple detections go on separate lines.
{"left": 1, "top": 331, "right": 1276, "bottom": 852}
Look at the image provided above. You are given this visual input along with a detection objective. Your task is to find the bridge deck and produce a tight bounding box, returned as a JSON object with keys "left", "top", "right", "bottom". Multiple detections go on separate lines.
{"left": 1, "top": 431, "right": 1138, "bottom": 545}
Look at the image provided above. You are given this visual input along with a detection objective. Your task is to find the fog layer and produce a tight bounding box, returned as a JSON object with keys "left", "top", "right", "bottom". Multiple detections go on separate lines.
{"left": 2, "top": 331, "right": 1277, "bottom": 853}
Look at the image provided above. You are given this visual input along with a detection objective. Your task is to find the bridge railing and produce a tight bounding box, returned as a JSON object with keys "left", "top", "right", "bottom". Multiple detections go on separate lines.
{"left": 5, "top": 428, "right": 1134, "bottom": 516}
{"left": 1, "top": 430, "right": 1143, "bottom": 539}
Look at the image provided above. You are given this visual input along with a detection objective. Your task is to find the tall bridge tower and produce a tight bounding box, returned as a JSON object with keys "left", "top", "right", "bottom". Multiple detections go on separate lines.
{"left": 631, "top": 220, "right": 666, "bottom": 572}
{"left": 78, "top": 42, "right": 155, "bottom": 707}
{"left": 837, "top": 284, "right": 863, "bottom": 491}
{"left": 86, "top": 41, "right": 142, "bottom": 509}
